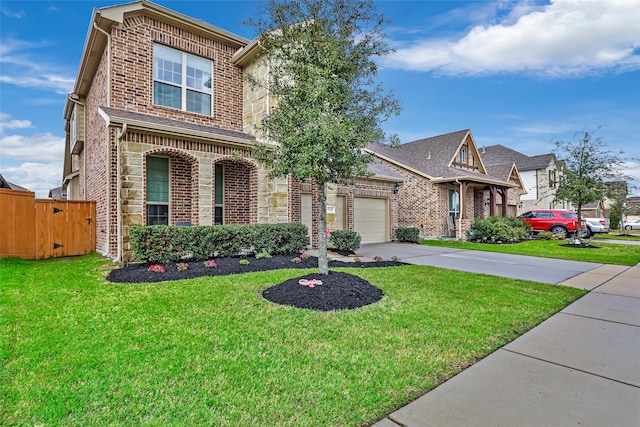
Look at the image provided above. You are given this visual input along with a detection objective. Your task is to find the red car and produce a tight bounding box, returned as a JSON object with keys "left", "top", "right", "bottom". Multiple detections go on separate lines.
{"left": 517, "top": 209, "right": 587, "bottom": 236}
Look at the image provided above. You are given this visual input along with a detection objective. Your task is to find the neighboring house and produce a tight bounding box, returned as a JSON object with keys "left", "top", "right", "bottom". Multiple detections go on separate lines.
{"left": 581, "top": 200, "right": 604, "bottom": 218}
{"left": 62, "top": 0, "right": 401, "bottom": 262}
{"left": 48, "top": 186, "right": 66, "bottom": 200}
{"left": 481, "top": 145, "right": 570, "bottom": 213}
{"left": 0, "top": 173, "right": 29, "bottom": 191}
{"left": 367, "top": 130, "right": 524, "bottom": 239}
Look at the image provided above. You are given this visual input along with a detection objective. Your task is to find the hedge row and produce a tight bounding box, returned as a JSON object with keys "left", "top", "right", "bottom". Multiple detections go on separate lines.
{"left": 470, "top": 216, "right": 530, "bottom": 242}
{"left": 130, "top": 223, "right": 309, "bottom": 263}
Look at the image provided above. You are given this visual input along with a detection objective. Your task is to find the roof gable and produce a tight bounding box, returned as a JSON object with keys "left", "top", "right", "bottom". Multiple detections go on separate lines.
{"left": 367, "top": 130, "right": 515, "bottom": 188}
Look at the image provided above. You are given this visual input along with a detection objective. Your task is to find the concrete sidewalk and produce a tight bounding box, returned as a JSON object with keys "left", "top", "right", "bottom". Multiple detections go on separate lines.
{"left": 356, "top": 244, "right": 640, "bottom": 426}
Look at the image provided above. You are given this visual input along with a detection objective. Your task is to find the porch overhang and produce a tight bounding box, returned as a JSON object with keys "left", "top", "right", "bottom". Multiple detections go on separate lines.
{"left": 98, "top": 106, "right": 258, "bottom": 149}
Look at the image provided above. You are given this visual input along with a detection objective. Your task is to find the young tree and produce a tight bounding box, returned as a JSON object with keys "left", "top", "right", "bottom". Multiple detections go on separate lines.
{"left": 247, "top": 0, "right": 400, "bottom": 274}
{"left": 554, "top": 130, "right": 629, "bottom": 239}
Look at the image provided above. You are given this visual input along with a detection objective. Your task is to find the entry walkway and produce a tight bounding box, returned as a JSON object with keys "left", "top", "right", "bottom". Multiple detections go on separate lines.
{"left": 329, "top": 243, "right": 640, "bottom": 427}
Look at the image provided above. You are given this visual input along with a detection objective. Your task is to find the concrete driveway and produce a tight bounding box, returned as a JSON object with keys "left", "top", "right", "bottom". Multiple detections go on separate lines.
{"left": 357, "top": 242, "right": 603, "bottom": 284}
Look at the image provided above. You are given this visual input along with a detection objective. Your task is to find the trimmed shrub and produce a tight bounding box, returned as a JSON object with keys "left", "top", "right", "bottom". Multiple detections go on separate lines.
{"left": 252, "top": 223, "right": 309, "bottom": 255}
{"left": 395, "top": 226, "right": 420, "bottom": 243}
{"left": 129, "top": 223, "right": 308, "bottom": 263}
{"left": 537, "top": 230, "right": 564, "bottom": 240}
{"left": 470, "top": 216, "right": 530, "bottom": 242}
{"left": 329, "top": 230, "right": 361, "bottom": 252}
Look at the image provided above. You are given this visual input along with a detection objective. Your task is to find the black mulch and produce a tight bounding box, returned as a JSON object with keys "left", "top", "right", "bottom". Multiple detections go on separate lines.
{"left": 106, "top": 255, "right": 406, "bottom": 312}
{"left": 262, "top": 271, "right": 384, "bottom": 311}
{"left": 562, "top": 243, "right": 600, "bottom": 249}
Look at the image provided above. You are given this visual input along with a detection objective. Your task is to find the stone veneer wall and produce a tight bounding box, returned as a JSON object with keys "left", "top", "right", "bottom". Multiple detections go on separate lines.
{"left": 118, "top": 131, "right": 288, "bottom": 262}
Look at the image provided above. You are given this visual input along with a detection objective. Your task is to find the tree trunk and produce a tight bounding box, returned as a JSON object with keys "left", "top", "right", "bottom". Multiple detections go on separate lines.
{"left": 316, "top": 182, "right": 329, "bottom": 275}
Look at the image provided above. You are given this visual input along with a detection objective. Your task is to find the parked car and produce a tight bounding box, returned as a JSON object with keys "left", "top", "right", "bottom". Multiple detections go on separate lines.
{"left": 585, "top": 217, "right": 610, "bottom": 237}
{"left": 517, "top": 209, "right": 588, "bottom": 237}
{"left": 623, "top": 218, "right": 640, "bottom": 230}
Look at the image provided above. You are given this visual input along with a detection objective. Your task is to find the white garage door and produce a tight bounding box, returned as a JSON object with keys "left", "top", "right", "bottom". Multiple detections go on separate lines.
{"left": 354, "top": 197, "right": 387, "bottom": 244}
{"left": 301, "top": 193, "right": 313, "bottom": 242}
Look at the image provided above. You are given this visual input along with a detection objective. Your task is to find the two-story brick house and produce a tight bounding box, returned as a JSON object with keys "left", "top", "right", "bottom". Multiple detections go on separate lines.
{"left": 481, "top": 144, "right": 571, "bottom": 213}
{"left": 62, "top": 0, "right": 401, "bottom": 261}
{"left": 367, "top": 130, "right": 524, "bottom": 239}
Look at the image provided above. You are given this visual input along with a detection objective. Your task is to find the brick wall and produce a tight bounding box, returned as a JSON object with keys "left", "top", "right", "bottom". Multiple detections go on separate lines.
{"left": 110, "top": 15, "right": 244, "bottom": 131}
{"left": 291, "top": 178, "right": 398, "bottom": 248}
{"left": 84, "top": 47, "right": 111, "bottom": 256}
{"left": 217, "top": 159, "right": 258, "bottom": 224}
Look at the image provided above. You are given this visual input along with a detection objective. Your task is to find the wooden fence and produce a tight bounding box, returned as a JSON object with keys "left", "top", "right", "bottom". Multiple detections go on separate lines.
{"left": 0, "top": 189, "right": 96, "bottom": 260}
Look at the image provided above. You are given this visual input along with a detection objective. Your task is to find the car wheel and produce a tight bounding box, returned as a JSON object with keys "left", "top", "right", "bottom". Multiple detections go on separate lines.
{"left": 625, "top": 225, "right": 631, "bottom": 230}
{"left": 550, "top": 225, "right": 568, "bottom": 236}
{"left": 582, "top": 227, "right": 592, "bottom": 238}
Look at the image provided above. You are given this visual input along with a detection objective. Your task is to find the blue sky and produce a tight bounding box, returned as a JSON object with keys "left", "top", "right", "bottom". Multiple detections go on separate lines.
{"left": 1, "top": 0, "right": 639, "bottom": 198}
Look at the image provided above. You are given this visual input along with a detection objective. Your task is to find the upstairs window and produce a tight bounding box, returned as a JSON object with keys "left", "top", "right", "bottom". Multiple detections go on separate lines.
{"left": 549, "top": 170, "right": 557, "bottom": 188}
{"left": 460, "top": 147, "right": 466, "bottom": 164}
{"left": 153, "top": 44, "right": 212, "bottom": 115}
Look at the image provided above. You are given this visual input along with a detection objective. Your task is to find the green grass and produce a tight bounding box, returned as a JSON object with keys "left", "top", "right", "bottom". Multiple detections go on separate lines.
{"left": 593, "top": 232, "right": 640, "bottom": 241}
{"left": 1, "top": 254, "right": 585, "bottom": 426}
{"left": 420, "top": 238, "right": 640, "bottom": 266}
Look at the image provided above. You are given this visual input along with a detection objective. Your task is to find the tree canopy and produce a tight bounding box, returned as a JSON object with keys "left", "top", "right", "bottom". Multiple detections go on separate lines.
{"left": 554, "top": 130, "right": 629, "bottom": 236}
{"left": 247, "top": 0, "right": 400, "bottom": 273}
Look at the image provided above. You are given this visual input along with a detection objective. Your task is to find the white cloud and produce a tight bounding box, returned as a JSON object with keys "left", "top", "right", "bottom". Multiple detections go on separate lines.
{"left": 0, "top": 112, "right": 32, "bottom": 132}
{"left": 0, "top": 37, "right": 75, "bottom": 94}
{"left": 1, "top": 161, "right": 62, "bottom": 198}
{"left": 0, "top": 132, "right": 65, "bottom": 162}
{"left": 384, "top": 0, "right": 640, "bottom": 77}
{"left": 0, "top": 6, "right": 25, "bottom": 19}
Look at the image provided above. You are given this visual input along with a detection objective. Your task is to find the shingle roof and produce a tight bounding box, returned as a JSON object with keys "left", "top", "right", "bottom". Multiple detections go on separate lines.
{"left": 367, "top": 130, "right": 515, "bottom": 186}
{"left": 0, "top": 173, "right": 29, "bottom": 191}
{"left": 368, "top": 129, "right": 470, "bottom": 179}
{"left": 481, "top": 144, "right": 556, "bottom": 171}
{"left": 365, "top": 159, "right": 404, "bottom": 182}
{"left": 485, "top": 163, "right": 515, "bottom": 182}
{"left": 99, "top": 106, "right": 254, "bottom": 143}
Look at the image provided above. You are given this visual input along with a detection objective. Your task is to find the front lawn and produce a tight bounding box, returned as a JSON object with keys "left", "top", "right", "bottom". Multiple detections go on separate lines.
{"left": 1, "top": 254, "right": 584, "bottom": 426}
{"left": 420, "top": 238, "right": 640, "bottom": 266}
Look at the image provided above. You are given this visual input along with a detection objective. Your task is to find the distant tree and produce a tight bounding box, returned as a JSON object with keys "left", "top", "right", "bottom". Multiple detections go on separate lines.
{"left": 554, "top": 130, "right": 629, "bottom": 239}
{"left": 247, "top": 0, "right": 400, "bottom": 274}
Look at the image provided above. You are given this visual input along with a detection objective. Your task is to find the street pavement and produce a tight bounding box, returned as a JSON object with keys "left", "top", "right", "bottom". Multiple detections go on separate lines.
{"left": 344, "top": 242, "right": 640, "bottom": 427}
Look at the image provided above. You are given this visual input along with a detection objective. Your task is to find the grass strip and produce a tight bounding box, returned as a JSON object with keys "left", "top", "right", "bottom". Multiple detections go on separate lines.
{"left": 420, "top": 238, "right": 640, "bottom": 266}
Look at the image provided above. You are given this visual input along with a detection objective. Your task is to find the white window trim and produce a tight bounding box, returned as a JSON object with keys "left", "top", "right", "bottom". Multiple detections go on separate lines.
{"left": 146, "top": 155, "right": 171, "bottom": 225}
{"left": 153, "top": 44, "right": 213, "bottom": 116}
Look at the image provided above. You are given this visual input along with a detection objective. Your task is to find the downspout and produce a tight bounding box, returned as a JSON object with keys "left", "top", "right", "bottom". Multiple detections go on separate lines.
{"left": 93, "top": 22, "right": 113, "bottom": 257}
{"left": 115, "top": 123, "right": 127, "bottom": 262}
{"left": 67, "top": 95, "right": 87, "bottom": 198}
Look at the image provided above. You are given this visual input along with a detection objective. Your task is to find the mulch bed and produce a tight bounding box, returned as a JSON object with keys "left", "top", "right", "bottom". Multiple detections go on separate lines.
{"left": 106, "top": 255, "right": 406, "bottom": 312}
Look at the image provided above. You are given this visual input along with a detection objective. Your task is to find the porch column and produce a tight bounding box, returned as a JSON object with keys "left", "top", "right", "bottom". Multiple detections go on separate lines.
{"left": 501, "top": 188, "right": 509, "bottom": 217}
{"left": 460, "top": 181, "right": 469, "bottom": 219}
{"left": 489, "top": 186, "right": 497, "bottom": 217}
